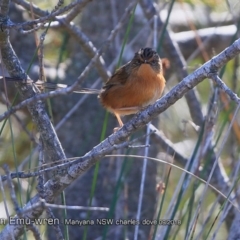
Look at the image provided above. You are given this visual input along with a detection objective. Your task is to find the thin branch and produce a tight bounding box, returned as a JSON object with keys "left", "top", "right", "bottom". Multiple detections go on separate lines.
{"left": 23, "top": 199, "right": 109, "bottom": 213}
{"left": 3, "top": 164, "right": 42, "bottom": 240}
{"left": 38, "top": 33, "right": 46, "bottom": 81}
{"left": 62, "top": 22, "right": 111, "bottom": 81}
{"left": 209, "top": 74, "right": 240, "bottom": 104}
{"left": 149, "top": 124, "right": 188, "bottom": 166}
{"left": 37, "top": 141, "right": 45, "bottom": 198}
{"left": 64, "top": 1, "right": 88, "bottom": 22}
{"left": 13, "top": 0, "right": 48, "bottom": 17}
{"left": 3, "top": 0, "right": 93, "bottom": 31}
{"left": 51, "top": 0, "right": 64, "bottom": 13}
{"left": 46, "top": 208, "right": 63, "bottom": 240}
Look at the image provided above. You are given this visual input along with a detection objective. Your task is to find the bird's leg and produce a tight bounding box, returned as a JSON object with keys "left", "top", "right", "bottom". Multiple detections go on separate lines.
{"left": 113, "top": 107, "right": 143, "bottom": 132}
{"left": 113, "top": 113, "right": 123, "bottom": 132}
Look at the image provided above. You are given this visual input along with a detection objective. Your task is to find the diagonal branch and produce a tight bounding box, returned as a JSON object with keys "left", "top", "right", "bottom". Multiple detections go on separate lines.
{"left": 209, "top": 74, "right": 240, "bottom": 104}
{"left": 149, "top": 124, "right": 188, "bottom": 166}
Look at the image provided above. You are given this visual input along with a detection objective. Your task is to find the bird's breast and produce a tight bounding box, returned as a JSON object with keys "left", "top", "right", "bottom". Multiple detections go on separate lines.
{"left": 133, "top": 63, "right": 165, "bottom": 105}
{"left": 136, "top": 63, "right": 159, "bottom": 80}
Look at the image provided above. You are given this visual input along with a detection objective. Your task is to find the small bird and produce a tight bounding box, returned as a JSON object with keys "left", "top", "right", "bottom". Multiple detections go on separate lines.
{"left": 99, "top": 47, "right": 167, "bottom": 127}
{"left": 1, "top": 48, "right": 169, "bottom": 128}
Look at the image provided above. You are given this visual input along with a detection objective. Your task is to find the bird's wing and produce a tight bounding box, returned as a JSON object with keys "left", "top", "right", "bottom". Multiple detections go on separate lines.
{"left": 103, "top": 62, "right": 130, "bottom": 90}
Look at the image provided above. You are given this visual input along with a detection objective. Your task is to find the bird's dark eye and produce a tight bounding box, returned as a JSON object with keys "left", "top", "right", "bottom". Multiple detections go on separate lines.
{"left": 136, "top": 59, "right": 142, "bottom": 64}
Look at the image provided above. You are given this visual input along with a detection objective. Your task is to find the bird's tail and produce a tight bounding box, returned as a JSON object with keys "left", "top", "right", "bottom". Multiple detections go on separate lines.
{"left": 36, "top": 81, "right": 100, "bottom": 94}
{"left": 0, "top": 77, "right": 101, "bottom": 94}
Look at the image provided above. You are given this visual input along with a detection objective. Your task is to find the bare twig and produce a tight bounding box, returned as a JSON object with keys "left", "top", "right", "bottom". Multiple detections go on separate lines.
{"left": 64, "top": 0, "right": 88, "bottom": 22}
{"left": 37, "top": 141, "right": 45, "bottom": 198}
{"left": 3, "top": 0, "right": 92, "bottom": 31}
{"left": 46, "top": 208, "right": 64, "bottom": 240}
{"left": 13, "top": 0, "right": 48, "bottom": 17}
{"left": 3, "top": 164, "right": 42, "bottom": 240}
{"left": 62, "top": 23, "right": 110, "bottom": 81}
{"left": 38, "top": 33, "right": 46, "bottom": 81}
{"left": 51, "top": 0, "right": 64, "bottom": 13}
{"left": 23, "top": 199, "right": 109, "bottom": 213}
{"left": 209, "top": 73, "right": 240, "bottom": 104}
{"left": 149, "top": 124, "right": 188, "bottom": 166}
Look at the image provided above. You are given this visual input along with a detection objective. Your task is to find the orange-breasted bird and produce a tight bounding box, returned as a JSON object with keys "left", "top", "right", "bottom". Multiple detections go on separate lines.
{"left": 99, "top": 47, "right": 168, "bottom": 127}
